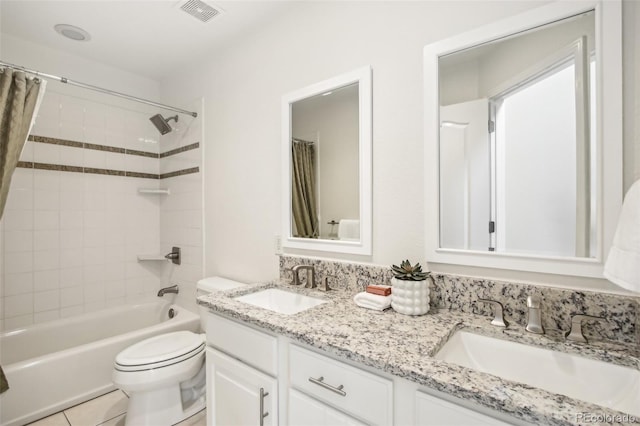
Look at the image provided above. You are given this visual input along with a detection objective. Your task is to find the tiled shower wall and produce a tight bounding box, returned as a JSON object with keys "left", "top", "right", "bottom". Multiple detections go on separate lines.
{"left": 159, "top": 100, "right": 204, "bottom": 315}
{"left": 0, "top": 90, "right": 202, "bottom": 331}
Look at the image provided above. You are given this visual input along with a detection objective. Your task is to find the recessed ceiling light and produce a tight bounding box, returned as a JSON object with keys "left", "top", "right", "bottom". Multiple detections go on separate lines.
{"left": 321, "top": 91, "right": 333, "bottom": 96}
{"left": 54, "top": 24, "right": 91, "bottom": 42}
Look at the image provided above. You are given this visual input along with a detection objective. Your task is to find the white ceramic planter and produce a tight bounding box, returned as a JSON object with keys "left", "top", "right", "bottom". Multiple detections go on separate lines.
{"left": 390, "top": 277, "right": 430, "bottom": 316}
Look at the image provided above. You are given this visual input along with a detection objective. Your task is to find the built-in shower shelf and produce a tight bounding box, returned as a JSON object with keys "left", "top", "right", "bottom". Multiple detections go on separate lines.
{"left": 137, "top": 254, "right": 168, "bottom": 262}
{"left": 138, "top": 188, "right": 170, "bottom": 195}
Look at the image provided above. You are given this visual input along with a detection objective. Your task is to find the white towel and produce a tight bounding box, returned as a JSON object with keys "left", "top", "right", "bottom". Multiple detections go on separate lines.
{"left": 338, "top": 219, "right": 360, "bottom": 241}
{"left": 353, "top": 292, "right": 391, "bottom": 311}
{"left": 604, "top": 179, "right": 640, "bottom": 293}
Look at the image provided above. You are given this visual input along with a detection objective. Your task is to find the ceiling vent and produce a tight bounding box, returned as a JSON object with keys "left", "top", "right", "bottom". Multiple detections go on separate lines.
{"left": 179, "top": 0, "right": 222, "bottom": 23}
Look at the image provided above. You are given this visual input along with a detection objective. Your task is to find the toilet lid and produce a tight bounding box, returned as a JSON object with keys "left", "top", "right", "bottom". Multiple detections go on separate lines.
{"left": 115, "top": 331, "right": 205, "bottom": 371}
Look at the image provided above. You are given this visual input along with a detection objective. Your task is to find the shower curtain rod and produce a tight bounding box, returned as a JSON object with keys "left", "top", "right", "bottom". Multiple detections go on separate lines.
{"left": 0, "top": 60, "right": 198, "bottom": 118}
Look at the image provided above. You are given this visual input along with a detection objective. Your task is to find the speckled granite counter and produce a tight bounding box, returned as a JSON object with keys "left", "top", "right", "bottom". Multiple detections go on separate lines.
{"left": 198, "top": 281, "right": 639, "bottom": 426}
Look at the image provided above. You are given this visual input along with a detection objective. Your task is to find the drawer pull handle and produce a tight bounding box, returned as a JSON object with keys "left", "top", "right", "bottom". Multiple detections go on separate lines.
{"left": 308, "top": 376, "right": 346, "bottom": 397}
{"left": 259, "top": 387, "right": 269, "bottom": 425}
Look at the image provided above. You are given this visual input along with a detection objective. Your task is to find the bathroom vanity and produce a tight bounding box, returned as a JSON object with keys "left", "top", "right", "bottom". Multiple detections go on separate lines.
{"left": 198, "top": 281, "right": 638, "bottom": 426}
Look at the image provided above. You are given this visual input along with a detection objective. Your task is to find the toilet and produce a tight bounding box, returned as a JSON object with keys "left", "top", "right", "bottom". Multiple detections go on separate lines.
{"left": 112, "top": 276, "right": 246, "bottom": 426}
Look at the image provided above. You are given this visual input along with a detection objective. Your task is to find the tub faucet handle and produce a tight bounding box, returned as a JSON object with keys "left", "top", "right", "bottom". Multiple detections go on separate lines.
{"left": 164, "top": 247, "right": 181, "bottom": 265}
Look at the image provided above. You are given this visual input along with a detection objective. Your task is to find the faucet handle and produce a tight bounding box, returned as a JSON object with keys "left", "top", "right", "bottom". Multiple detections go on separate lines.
{"left": 319, "top": 275, "right": 335, "bottom": 292}
{"left": 477, "top": 298, "right": 509, "bottom": 328}
{"left": 565, "top": 314, "right": 607, "bottom": 343}
{"left": 304, "top": 270, "right": 316, "bottom": 289}
{"left": 283, "top": 268, "right": 295, "bottom": 285}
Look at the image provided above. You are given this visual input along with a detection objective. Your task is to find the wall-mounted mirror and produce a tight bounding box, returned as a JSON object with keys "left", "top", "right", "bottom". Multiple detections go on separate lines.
{"left": 424, "top": 0, "right": 622, "bottom": 277}
{"left": 281, "top": 66, "right": 372, "bottom": 255}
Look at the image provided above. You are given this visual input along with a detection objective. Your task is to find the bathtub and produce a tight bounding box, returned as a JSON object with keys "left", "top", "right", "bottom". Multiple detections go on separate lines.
{"left": 0, "top": 301, "right": 200, "bottom": 426}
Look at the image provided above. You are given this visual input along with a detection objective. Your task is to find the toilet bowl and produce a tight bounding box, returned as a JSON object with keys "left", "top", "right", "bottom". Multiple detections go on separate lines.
{"left": 112, "top": 276, "right": 246, "bottom": 426}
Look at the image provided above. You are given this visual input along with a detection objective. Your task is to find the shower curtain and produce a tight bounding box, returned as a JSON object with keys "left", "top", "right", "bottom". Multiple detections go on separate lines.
{"left": 291, "top": 139, "right": 319, "bottom": 238}
{"left": 0, "top": 68, "right": 46, "bottom": 393}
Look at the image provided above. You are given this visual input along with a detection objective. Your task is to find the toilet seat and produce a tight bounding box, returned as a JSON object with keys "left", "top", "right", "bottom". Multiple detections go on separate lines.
{"left": 115, "top": 331, "right": 205, "bottom": 372}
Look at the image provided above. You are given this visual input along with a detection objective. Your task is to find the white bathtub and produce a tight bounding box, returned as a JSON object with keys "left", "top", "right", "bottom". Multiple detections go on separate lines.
{"left": 0, "top": 301, "right": 200, "bottom": 426}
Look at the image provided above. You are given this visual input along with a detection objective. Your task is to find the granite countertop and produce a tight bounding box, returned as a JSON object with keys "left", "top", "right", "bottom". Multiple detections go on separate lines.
{"left": 197, "top": 281, "right": 639, "bottom": 426}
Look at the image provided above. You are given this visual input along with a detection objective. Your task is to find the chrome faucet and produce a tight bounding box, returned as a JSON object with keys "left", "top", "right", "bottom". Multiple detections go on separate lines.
{"left": 565, "top": 314, "right": 607, "bottom": 343}
{"left": 477, "top": 298, "right": 509, "bottom": 327}
{"left": 157, "top": 284, "right": 179, "bottom": 297}
{"left": 291, "top": 265, "right": 315, "bottom": 289}
{"left": 525, "top": 295, "right": 544, "bottom": 334}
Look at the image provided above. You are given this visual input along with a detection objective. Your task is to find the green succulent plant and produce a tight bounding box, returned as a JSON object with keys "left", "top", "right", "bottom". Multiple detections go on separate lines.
{"left": 391, "top": 260, "right": 429, "bottom": 281}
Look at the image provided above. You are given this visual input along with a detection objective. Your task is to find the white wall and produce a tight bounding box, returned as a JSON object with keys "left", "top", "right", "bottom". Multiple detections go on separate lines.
{"left": 159, "top": 1, "right": 548, "bottom": 284}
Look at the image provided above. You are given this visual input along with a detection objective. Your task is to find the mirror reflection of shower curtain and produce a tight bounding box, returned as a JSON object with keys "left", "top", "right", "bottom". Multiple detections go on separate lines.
{"left": 291, "top": 139, "right": 319, "bottom": 238}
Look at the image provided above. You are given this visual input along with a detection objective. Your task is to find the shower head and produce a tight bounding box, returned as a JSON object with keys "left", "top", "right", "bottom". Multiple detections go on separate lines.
{"left": 149, "top": 114, "right": 178, "bottom": 135}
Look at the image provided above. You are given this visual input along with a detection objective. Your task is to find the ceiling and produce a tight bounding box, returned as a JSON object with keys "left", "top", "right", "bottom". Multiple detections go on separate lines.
{"left": 0, "top": 0, "right": 295, "bottom": 81}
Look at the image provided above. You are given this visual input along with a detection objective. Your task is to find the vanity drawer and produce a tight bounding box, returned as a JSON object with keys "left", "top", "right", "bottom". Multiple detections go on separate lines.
{"left": 289, "top": 344, "right": 393, "bottom": 425}
{"left": 206, "top": 314, "right": 277, "bottom": 375}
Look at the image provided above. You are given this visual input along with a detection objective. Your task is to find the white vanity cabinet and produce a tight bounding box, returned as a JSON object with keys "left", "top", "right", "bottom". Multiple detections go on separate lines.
{"left": 203, "top": 311, "right": 520, "bottom": 426}
{"left": 206, "top": 348, "right": 277, "bottom": 425}
{"left": 289, "top": 389, "right": 367, "bottom": 426}
{"left": 288, "top": 344, "right": 393, "bottom": 426}
{"left": 415, "top": 390, "right": 514, "bottom": 426}
{"left": 205, "top": 314, "right": 279, "bottom": 426}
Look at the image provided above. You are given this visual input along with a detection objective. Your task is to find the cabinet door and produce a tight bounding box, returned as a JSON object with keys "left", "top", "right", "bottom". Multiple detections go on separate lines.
{"left": 416, "top": 391, "right": 513, "bottom": 426}
{"left": 289, "top": 389, "right": 366, "bottom": 426}
{"left": 206, "top": 347, "right": 277, "bottom": 426}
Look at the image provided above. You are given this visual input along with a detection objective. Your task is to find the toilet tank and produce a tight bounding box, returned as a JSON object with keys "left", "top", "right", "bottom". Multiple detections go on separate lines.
{"left": 196, "top": 276, "right": 246, "bottom": 331}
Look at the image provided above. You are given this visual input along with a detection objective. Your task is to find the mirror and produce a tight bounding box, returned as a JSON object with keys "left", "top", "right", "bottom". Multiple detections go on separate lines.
{"left": 439, "top": 11, "right": 595, "bottom": 258}
{"left": 424, "top": 1, "right": 622, "bottom": 277}
{"left": 281, "top": 66, "right": 372, "bottom": 255}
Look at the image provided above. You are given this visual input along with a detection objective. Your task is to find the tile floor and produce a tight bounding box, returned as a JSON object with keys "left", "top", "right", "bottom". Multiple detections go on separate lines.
{"left": 27, "top": 390, "right": 206, "bottom": 426}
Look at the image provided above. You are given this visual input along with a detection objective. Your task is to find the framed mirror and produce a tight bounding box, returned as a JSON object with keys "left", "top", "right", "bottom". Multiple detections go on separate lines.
{"left": 424, "top": 0, "right": 622, "bottom": 277}
{"left": 281, "top": 66, "right": 372, "bottom": 255}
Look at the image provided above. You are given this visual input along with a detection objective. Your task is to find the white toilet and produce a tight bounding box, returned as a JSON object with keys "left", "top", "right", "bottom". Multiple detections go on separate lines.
{"left": 112, "top": 276, "right": 246, "bottom": 426}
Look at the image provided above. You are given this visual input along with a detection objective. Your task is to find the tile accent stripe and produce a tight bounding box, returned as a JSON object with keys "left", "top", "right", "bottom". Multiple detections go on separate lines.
{"left": 160, "top": 167, "right": 200, "bottom": 179}
{"left": 84, "top": 142, "right": 126, "bottom": 154}
{"left": 27, "top": 135, "right": 199, "bottom": 158}
{"left": 30, "top": 135, "right": 83, "bottom": 148}
{"left": 16, "top": 161, "right": 199, "bottom": 180}
{"left": 20, "top": 135, "right": 200, "bottom": 180}
{"left": 35, "top": 162, "right": 84, "bottom": 173}
{"left": 160, "top": 143, "right": 200, "bottom": 158}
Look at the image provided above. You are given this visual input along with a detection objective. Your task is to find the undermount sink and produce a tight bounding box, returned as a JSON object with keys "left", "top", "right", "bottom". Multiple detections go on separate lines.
{"left": 234, "top": 288, "right": 327, "bottom": 315}
{"left": 436, "top": 330, "right": 640, "bottom": 416}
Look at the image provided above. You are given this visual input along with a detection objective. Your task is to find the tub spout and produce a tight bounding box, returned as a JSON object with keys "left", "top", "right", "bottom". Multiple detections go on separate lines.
{"left": 158, "top": 285, "right": 179, "bottom": 297}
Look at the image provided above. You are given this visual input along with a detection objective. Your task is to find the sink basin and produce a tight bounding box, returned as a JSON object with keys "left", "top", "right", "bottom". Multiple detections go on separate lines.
{"left": 436, "top": 330, "right": 640, "bottom": 416}
{"left": 234, "top": 288, "right": 327, "bottom": 315}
